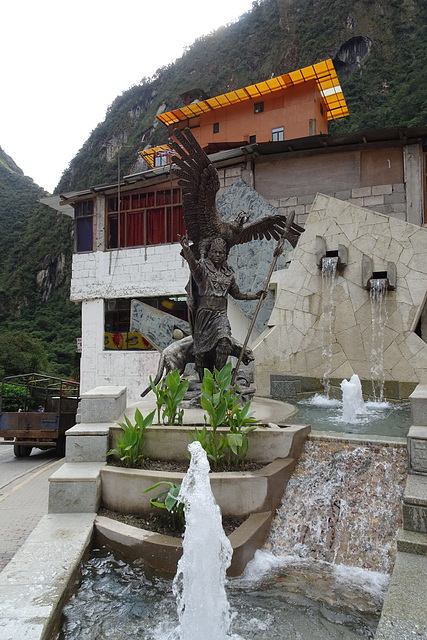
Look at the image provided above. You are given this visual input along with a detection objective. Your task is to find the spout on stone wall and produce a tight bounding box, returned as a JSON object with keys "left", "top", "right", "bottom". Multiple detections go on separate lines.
{"left": 362, "top": 255, "right": 396, "bottom": 290}
{"left": 316, "top": 236, "right": 347, "bottom": 270}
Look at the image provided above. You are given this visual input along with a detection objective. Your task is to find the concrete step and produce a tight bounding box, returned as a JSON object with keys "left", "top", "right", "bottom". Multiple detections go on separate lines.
{"left": 66, "top": 422, "right": 111, "bottom": 463}
{"left": 48, "top": 462, "right": 105, "bottom": 514}
{"left": 397, "top": 528, "right": 427, "bottom": 556}
{"left": 407, "top": 425, "right": 427, "bottom": 474}
{"left": 403, "top": 473, "right": 427, "bottom": 534}
{"left": 409, "top": 384, "right": 427, "bottom": 427}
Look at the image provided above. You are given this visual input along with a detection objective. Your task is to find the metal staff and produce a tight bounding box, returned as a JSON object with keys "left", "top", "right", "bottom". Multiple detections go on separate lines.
{"left": 231, "top": 211, "right": 297, "bottom": 386}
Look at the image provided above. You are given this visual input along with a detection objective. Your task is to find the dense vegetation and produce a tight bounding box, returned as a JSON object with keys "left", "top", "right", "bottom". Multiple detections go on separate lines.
{"left": 0, "top": 148, "right": 80, "bottom": 380}
{"left": 1, "top": 0, "right": 426, "bottom": 379}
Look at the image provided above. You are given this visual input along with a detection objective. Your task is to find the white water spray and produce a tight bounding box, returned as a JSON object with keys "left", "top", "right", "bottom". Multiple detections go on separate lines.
{"left": 321, "top": 256, "right": 338, "bottom": 397}
{"left": 341, "top": 374, "right": 367, "bottom": 423}
{"left": 173, "top": 441, "right": 233, "bottom": 640}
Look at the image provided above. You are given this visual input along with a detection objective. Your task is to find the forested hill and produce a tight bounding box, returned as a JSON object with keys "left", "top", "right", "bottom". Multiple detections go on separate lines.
{"left": 0, "top": 147, "right": 80, "bottom": 379}
{"left": 56, "top": 0, "right": 426, "bottom": 193}
{"left": 1, "top": 0, "right": 426, "bottom": 379}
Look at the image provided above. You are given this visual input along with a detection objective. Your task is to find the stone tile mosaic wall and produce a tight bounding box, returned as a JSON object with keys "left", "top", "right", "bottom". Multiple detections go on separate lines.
{"left": 253, "top": 194, "right": 427, "bottom": 396}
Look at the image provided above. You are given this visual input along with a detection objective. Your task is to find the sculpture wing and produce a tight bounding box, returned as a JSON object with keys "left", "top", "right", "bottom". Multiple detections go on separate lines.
{"left": 170, "top": 128, "right": 222, "bottom": 249}
{"left": 233, "top": 214, "right": 304, "bottom": 248}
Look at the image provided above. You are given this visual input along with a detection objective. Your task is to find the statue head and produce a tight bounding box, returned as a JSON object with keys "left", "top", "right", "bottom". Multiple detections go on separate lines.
{"left": 208, "top": 237, "right": 227, "bottom": 267}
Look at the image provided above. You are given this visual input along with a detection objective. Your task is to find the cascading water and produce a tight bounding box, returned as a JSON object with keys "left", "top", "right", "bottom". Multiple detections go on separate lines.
{"left": 321, "top": 256, "right": 338, "bottom": 398}
{"left": 369, "top": 279, "right": 388, "bottom": 402}
{"left": 266, "top": 440, "right": 406, "bottom": 574}
{"left": 173, "top": 441, "right": 232, "bottom": 640}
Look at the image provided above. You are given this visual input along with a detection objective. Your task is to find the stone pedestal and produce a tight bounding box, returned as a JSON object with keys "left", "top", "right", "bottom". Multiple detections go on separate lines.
{"left": 410, "top": 384, "right": 427, "bottom": 427}
{"left": 79, "top": 386, "right": 126, "bottom": 423}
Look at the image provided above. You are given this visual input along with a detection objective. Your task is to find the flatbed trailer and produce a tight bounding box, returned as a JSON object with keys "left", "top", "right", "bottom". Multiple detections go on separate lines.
{"left": 0, "top": 373, "right": 79, "bottom": 457}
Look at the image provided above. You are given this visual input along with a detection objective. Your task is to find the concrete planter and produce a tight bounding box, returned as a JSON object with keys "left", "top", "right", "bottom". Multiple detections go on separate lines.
{"left": 100, "top": 423, "right": 310, "bottom": 575}
{"left": 108, "top": 422, "right": 308, "bottom": 464}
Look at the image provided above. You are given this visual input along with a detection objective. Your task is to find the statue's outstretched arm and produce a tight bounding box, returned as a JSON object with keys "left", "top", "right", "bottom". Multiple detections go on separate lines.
{"left": 179, "top": 235, "right": 200, "bottom": 277}
{"left": 229, "top": 280, "right": 266, "bottom": 301}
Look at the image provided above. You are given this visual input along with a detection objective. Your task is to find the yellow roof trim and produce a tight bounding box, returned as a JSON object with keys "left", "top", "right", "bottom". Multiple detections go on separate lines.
{"left": 157, "top": 59, "right": 348, "bottom": 126}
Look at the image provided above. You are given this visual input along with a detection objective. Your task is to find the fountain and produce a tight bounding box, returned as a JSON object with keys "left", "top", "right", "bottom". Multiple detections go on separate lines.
{"left": 341, "top": 374, "right": 367, "bottom": 423}
{"left": 173, "top": 441, "right": 232, "bottom": 640}
{"left": 57, "top": 439, "right": 407, "bottom": 640}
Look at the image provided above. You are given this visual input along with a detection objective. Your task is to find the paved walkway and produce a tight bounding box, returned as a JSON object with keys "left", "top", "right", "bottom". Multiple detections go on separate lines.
{"left": 0, "top": 457, "right": 63, "bottom": 571}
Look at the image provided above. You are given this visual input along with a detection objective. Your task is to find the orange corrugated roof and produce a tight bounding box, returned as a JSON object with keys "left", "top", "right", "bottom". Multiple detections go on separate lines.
{"left": 139, "top": 145, "right": 171, "bottom": 168}
{"left": 156, "top": 59, "right": 348, "bottom": 126}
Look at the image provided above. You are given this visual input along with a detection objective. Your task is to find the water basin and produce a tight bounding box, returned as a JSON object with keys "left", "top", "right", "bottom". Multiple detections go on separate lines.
{"left": 57, "top": 546, "right": 386, "bottom": 639}
{"left": 289, "top": 395, "right": 411, "bottom": 438}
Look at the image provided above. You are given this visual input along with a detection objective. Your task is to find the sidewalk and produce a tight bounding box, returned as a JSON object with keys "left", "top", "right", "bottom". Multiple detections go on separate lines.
{"left": 0, "top": 458, "right": 64, "bottom": 571}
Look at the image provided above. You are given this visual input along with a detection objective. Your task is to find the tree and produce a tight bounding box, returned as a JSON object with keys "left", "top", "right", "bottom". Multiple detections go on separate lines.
{"left": 0, "top": 331, "right": 50, "bottom": 379}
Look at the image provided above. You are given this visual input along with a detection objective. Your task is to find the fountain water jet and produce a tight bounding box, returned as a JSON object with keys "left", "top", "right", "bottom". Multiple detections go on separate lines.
{"left": 341, "top": 374, "right": 367, "bottom": 423}
{"left": 173, "top": 441, "right": 232, "bottom": 640}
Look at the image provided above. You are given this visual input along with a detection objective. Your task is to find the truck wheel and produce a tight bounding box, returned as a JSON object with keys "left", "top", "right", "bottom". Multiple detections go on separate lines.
{"left": 14, "top": 445, "right": 32, "bottom": 457}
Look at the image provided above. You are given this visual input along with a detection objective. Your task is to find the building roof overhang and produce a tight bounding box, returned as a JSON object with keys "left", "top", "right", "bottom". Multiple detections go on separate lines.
{"left": 156, "top": 58, "right": 349, "bottom": 127}
{"left": 56, "top": 125, "right": 427, "bottom": 207}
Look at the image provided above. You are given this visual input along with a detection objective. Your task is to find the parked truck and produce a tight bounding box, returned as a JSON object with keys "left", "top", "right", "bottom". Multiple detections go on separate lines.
{"left": 0, "top": 373, "right": 79, "bottom": 457}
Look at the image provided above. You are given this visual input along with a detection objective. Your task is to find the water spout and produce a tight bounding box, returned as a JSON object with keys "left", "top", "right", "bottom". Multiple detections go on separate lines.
{"left": 341, "top": 374, "right": 366, "bottom": 423}
{"left": 173, "top": 441, "right": 233, "bottom": 640}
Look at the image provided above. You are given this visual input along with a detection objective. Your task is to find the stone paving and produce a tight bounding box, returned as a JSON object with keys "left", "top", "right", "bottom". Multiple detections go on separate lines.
{"left": 0, "top": 458, "right": 63, "bottom": 572}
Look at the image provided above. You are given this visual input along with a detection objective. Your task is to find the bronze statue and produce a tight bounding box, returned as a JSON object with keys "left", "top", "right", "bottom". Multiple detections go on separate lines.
{"left": 170, "top": 127, "right": 303, "bottom": 379}
{"left": 179, "top": 235, "right": 263, "bottom": 379}
{"left": 140, "top": 128, "right": 304, "bottom": 395}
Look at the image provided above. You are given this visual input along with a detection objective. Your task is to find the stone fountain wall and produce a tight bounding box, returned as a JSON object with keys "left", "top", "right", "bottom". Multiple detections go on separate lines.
{"left": 253, "top": 194, "right": 427, "bottom": 397}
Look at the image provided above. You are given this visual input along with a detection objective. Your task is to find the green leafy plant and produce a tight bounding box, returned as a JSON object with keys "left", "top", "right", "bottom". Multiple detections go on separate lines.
{"left": 150, "top": 369, "right": 189, "bottom": 425}
{"left": 225, "top": 399, "right": 258, "bottom": 468}
{"left": 190, "top": 362, "right": 258, "bottom": 469}
{"left": 107, "top": 408, "right": 155, "bottom": 468}
{"left": 143, "top": 481, "right": 185, "bottom": 533}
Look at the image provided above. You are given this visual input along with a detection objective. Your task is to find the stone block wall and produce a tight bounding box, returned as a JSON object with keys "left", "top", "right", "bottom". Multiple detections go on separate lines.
{"left": 269, "top": 183, "right": 407, "bottom": 228}
{"left": 71, "top": 243, "right": 189, "bottom": 302}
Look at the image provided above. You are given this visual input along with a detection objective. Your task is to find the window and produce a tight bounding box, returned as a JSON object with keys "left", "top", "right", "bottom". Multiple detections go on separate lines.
{"left": 213, "top": 122, "right": 219, "bottom": 134}
{"left": 154, "top": 152, "right": 169, "bottom": 167}
{"left": 272, "top": 126, "right": 284, "bottom": 142}
{"left": 75, "top": 200, "right": 94, "bottom": 252}
{"left": 106, "top": 187, "right": 185, "bottom": 249}
{"left": 249, "top": 135, "right": 257, "bottom": 144}
{"left": 254, "top": 101, "right": 264, "bottom": 114}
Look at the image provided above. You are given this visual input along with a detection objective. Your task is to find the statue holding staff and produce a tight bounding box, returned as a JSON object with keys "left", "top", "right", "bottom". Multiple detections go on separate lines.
{"left": 179, "top": 234, "right": 264, "bottom": 380}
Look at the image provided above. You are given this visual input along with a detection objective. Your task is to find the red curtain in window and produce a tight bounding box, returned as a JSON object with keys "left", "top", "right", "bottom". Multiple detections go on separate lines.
{"left": 167, "top": 206, "right": 185, "bottom": 243}
{"left": 127, "top": 212, "right": 145, "bottom": 246}
{"left": 146, "top": 208, "right": 166, "bottom": 245}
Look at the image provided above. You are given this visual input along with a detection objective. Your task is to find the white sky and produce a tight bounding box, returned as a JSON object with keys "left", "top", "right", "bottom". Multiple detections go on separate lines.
{"left": 1, "top": 0, "right": 255, "bottom": 193}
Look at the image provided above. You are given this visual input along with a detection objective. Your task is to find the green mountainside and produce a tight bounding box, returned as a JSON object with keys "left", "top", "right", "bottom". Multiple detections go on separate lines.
{"left": 0, "top": 147, "right": 80, "bottom": 379}
{"left": 1, "top": 0, "right": 426, "bottom": 378}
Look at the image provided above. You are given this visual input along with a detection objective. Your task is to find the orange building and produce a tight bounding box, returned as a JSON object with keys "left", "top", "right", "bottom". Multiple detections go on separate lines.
{"left": 142, "top": 59, "right": 348, "bottom": 166}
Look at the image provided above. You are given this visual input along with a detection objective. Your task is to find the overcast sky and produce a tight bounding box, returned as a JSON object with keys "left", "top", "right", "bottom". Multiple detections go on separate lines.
{"left": 1, "top": 0, "right": 255, "bottom": 193}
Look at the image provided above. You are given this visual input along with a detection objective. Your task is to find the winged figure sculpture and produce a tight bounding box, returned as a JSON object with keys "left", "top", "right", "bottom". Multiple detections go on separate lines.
{"left": 170, "top": 127, "right": 304, "bottom": 258}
